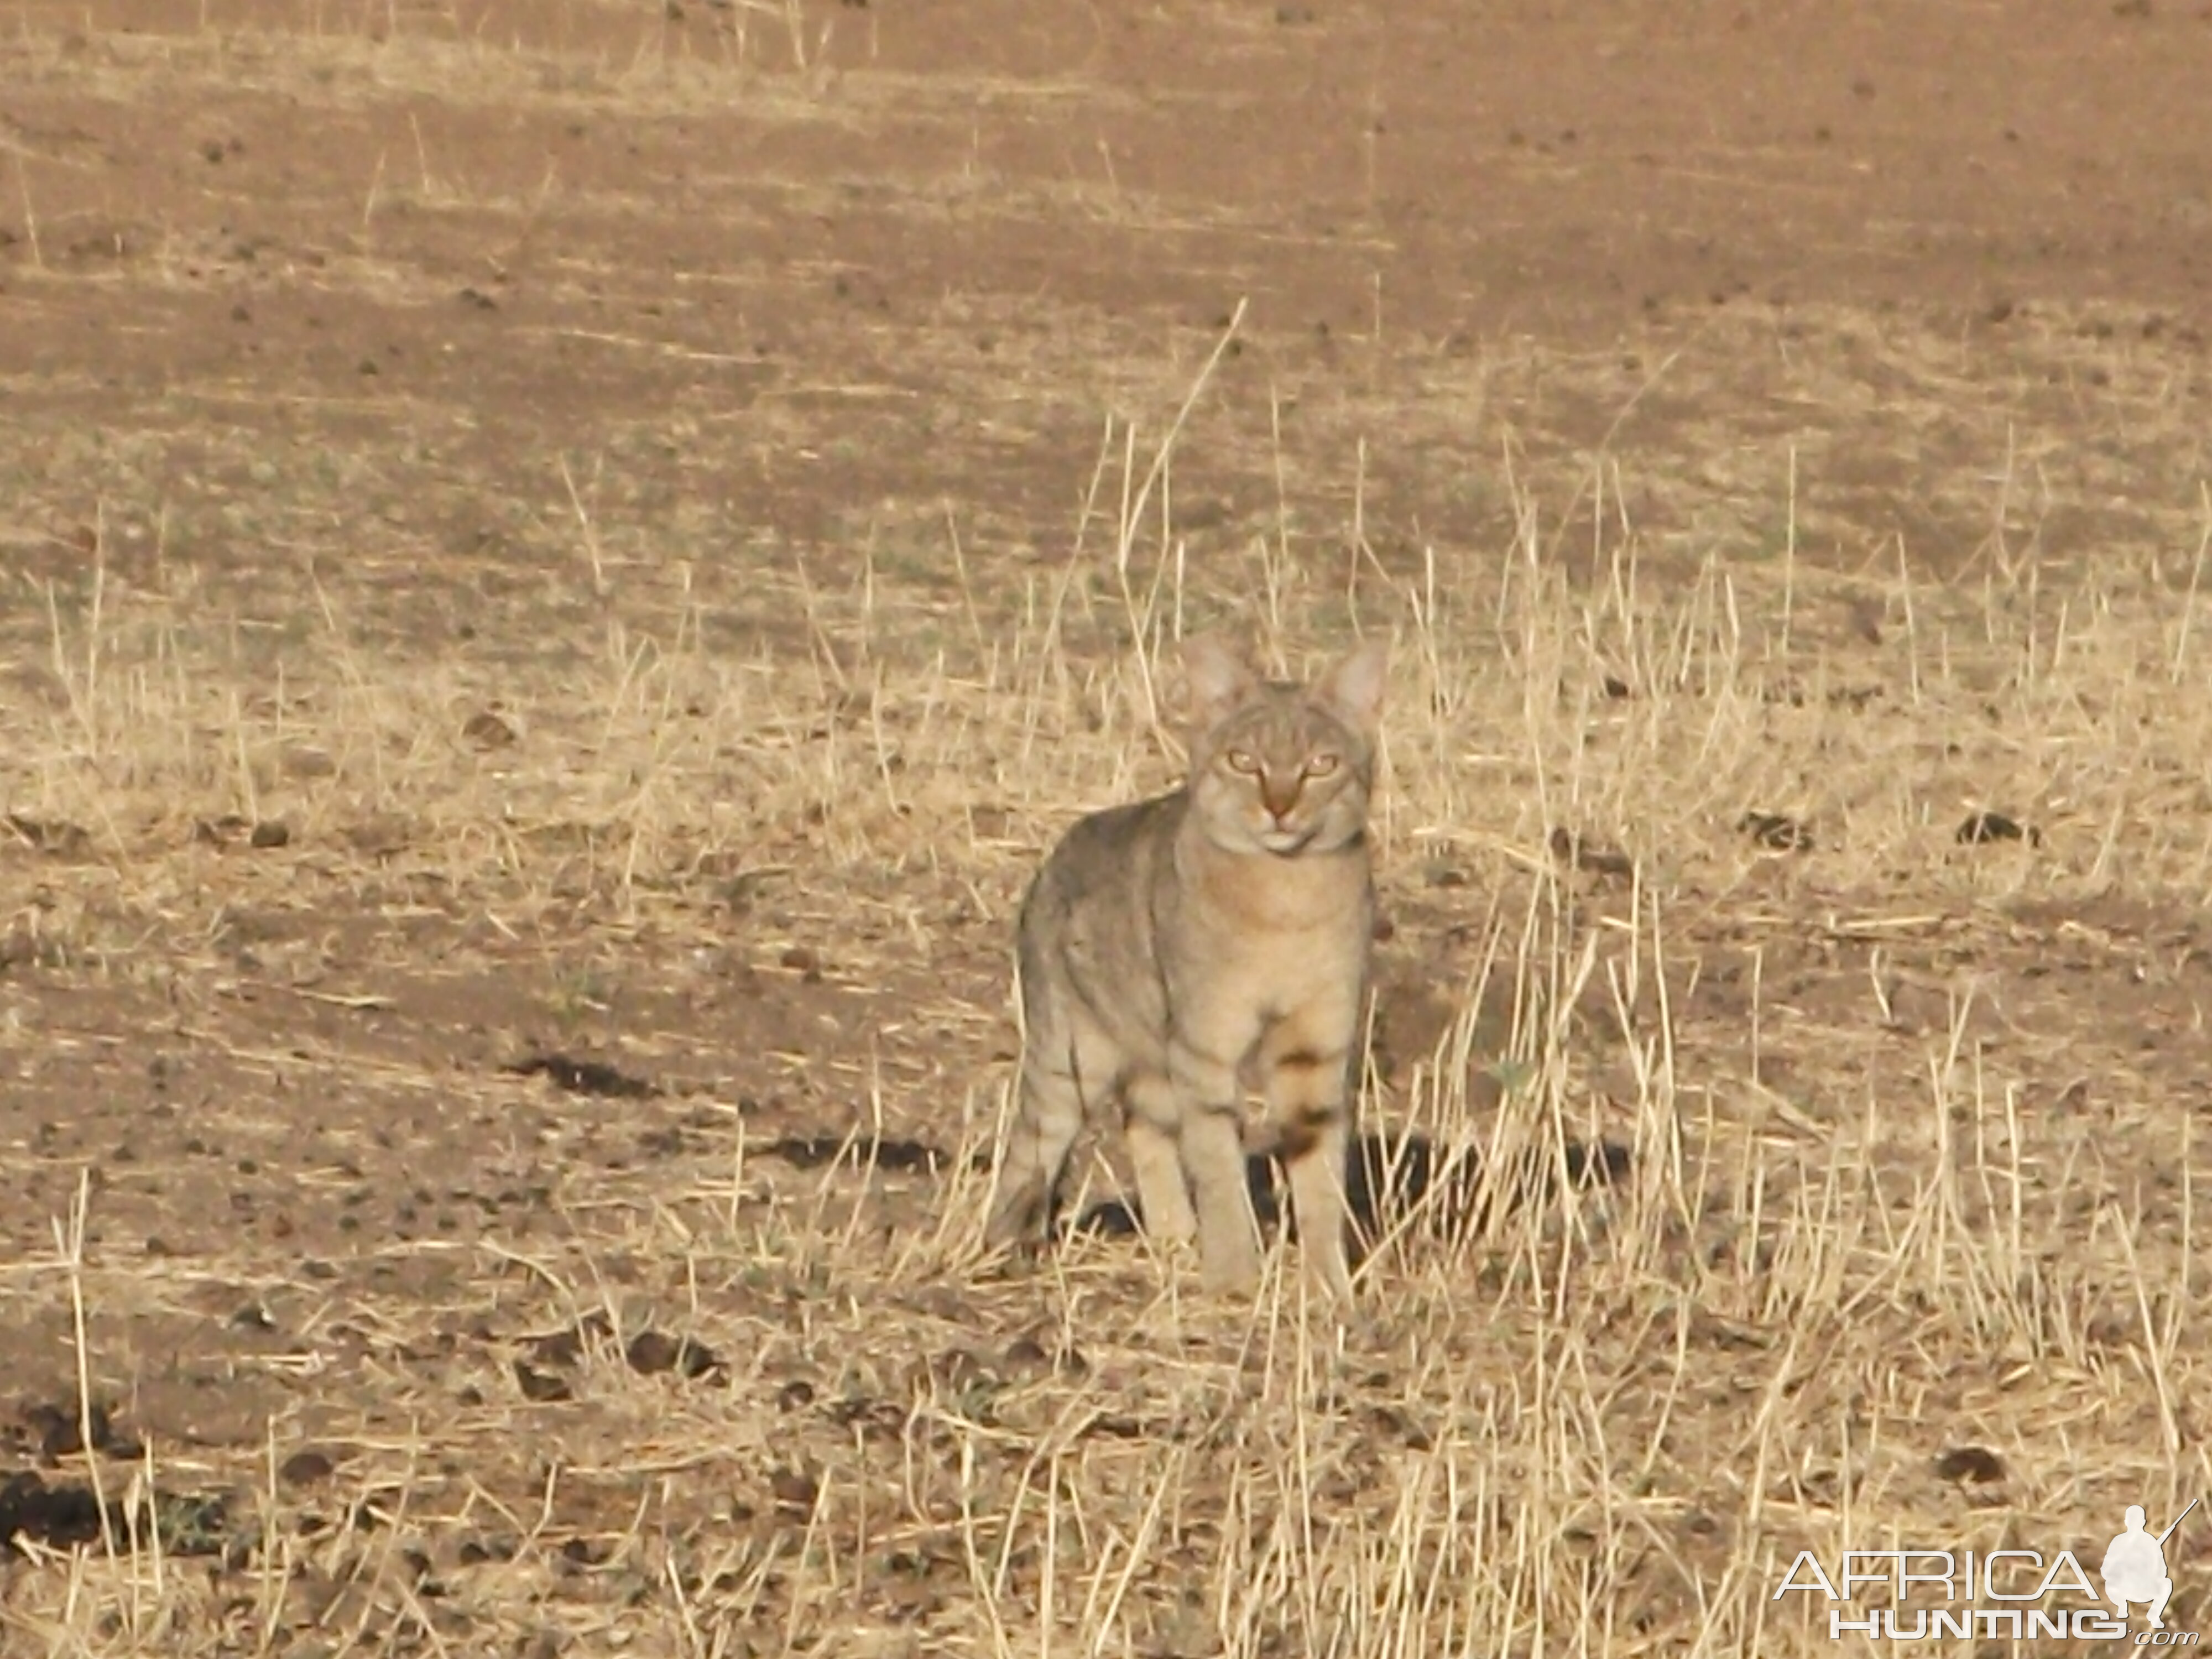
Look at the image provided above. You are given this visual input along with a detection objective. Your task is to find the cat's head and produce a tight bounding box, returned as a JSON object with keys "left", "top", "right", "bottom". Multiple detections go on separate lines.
{"left": 1176, "top": 634, "right": 1389, "bottom": 858}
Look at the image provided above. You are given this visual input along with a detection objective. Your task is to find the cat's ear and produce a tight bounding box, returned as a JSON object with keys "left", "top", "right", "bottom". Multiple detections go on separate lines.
{"left": 1318, "top": 635, "right": 1389, "bottom": 738}
{"left": 1176, "top": 633, "right": 1260, "bottom": 730}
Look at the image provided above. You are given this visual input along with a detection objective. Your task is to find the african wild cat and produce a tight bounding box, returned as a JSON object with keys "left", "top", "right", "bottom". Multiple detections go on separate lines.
{"left": 985, "top": 633, "right": 1389, "bottom": 1303}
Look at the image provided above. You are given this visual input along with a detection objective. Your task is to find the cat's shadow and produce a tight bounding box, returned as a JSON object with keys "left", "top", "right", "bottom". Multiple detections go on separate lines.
{"left": 1061, "top": 1131, "right": 1632, "bottom": 1265}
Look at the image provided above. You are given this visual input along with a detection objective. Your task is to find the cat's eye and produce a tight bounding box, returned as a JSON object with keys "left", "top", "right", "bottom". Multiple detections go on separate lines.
{"left": 1225, "top": 749, "right": 1261, "bottom": 774}
{"left": 1305, "top": 753, "right": 1340, "bottom": 778}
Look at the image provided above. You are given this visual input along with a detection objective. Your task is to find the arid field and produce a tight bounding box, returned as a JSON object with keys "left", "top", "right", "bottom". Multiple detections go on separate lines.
{"left": 4, "top": 2, "right": 2211, "bottom": 1654}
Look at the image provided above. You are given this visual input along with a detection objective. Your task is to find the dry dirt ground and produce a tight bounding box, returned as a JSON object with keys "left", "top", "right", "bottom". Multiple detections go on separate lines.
{"left": 4, "top": 2, "right": 2212, "bottom": 1654}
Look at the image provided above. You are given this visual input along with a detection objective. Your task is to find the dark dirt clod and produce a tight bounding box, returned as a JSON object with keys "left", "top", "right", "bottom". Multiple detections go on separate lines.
{"left": 1548, "top": 827, "right": 1635, "bottom": 878}
{"left": 279, "top": 1448, "right": 337, "bottom": 1489}
{"left": 1367, "top": 1402, "right": 1437, "bottom": 1451}
{"left": 1957, "top": 811, "right": 2039, "bottom": 847}
{"left": 625, "top": 1329, "right": 724, "bottom": 1381}
{"left": 1933, "top": 1445, "right": 2007, "bottom": 1485}
{"left": 1076, "top": 1413, "right": 1146, "bottom": 1442}
{"left": 462, "top": 709, "right": 518, "bottom": 749}
{"left": 1739, "top": 811, "right": 1814, "bottom": 852}
{"left": 503, "top": 1053, "right": 659, "bottom": 1099}
{"left": 823, "top": 1396, "right": 909, "bottom": 1442}
{"left": 0, "top": 1471, "right": 231, "bottom": 1557}
{"left": 769, "top": 1468, "right": 820, "bottom": 1515}
{"left": 0, "top": 1470, "right": 106, "bottom": 1554}
{"left": 192, "top": 815, "right": 290, "bottom": 851}
{"left": 18, "top": 1400, "right": 138, "bottom": 1462}
{"left": 513, "top": 1362, "right": 575, "bottom": 1404}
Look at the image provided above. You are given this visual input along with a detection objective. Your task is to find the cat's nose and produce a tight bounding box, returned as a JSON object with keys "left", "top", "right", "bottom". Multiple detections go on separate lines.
{"left": 1260, "top": 774, "right": 1301, "bottom": 820}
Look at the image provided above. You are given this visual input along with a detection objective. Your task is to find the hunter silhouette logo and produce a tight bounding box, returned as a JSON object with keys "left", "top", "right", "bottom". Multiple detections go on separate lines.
{"left": 2105, "top": 1501, "right": 2194, "bottom": 1632}
{"left": 1774, "top": 1497, "right": 2202, "bottom": 1642}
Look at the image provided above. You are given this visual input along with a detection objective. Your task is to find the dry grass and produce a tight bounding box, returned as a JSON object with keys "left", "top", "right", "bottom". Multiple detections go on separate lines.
{"left": 5, "top": 384, "right": 2209, "bottom": 1653}
{"left": 4, "top": 8, "right": 2212, "bottom": 1657}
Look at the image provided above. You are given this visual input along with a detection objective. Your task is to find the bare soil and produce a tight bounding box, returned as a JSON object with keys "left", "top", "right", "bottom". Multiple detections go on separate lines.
{"left": 4, "top": 2, "right": 2211, "bottom": 1654}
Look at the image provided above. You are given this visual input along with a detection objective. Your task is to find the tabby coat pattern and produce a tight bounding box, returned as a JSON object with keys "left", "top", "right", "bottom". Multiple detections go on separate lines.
{"left": 987, "top": 634, "right": 1389, "bottom": 1302}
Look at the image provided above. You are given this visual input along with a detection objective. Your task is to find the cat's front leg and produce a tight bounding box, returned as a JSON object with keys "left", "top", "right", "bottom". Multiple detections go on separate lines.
{"left": 1166, "top": 1037, "right": 1263, "bottom": 1294}
{"left": 1260, "top": 1027, "right": 1357, "bottom": 1306}
{"left": 1124, "top": 1072, "right": 1199, "bottom": 1245}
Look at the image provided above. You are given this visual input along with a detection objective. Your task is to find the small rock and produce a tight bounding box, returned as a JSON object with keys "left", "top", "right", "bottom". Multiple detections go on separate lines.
{"left": 279, "top": 1449, "right": 337, "bottom": 1489}
{"left": 514, "top": 1361, "right": 573, "bottom": 1404}
{"left": 625, "top": 1330, "right": 723, "bottom": 1381}
{"left": 1957, "top": 811, "right": 2038, "bottom": 847}
{"left": 1739, "top": 811, "right": 1813, "bottom": 852}
{"left": 462, "top": 709, "right": 517, "bottom": 749}
{"left": 769, "top": 1468, "right": 818, "bottom": 1515}
{"left": 1933, "top": 1446, "right": 2006, "bottom": 1485}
